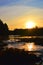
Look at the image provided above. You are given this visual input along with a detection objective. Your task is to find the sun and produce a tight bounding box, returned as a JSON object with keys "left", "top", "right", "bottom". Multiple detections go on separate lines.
{"left": 25, "top": 21, "right": 36, "bottom": 29}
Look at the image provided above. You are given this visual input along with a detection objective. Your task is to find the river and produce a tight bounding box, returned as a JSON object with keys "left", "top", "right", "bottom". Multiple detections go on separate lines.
{"left": 0, "top": 35, "right": 43, "bottom": 65}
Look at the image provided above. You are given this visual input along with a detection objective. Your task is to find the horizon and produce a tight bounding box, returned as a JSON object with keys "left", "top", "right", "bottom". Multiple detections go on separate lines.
{"left": 0, "top": 0, "right": 43, "bottom": 30}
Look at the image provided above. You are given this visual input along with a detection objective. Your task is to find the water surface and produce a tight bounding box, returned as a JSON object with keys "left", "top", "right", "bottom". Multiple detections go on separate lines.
{"left": 0, "top": 35, "right": 43, "bottom": 65}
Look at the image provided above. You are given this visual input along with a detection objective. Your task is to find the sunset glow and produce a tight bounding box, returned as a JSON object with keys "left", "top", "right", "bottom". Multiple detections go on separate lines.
{"left": 0, "top": 0, "right": 43, "bottom": 30}
{"left": 25, "top": 21, "right": 36, "bottom": 29}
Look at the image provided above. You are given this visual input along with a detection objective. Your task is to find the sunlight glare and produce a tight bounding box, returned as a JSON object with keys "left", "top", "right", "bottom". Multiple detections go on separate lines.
{"left": 27, "top": 43, "right": 34, "bottom": 51}
{"left": 26, "top": 21, "right": 36, "bottom": 29}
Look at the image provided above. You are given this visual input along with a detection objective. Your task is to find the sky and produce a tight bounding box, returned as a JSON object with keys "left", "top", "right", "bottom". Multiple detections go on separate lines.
{"left": 0, "top": 0, "right": 43, "bottom": 30}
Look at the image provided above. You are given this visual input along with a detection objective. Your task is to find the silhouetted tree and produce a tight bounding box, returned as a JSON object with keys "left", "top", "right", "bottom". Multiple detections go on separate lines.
{"left": 4, "top": 23, "right": 9, "bottom": 35}
{"left": 0, "top": 19, "right": 4, "bottom": 35}
{"left": 0, "top": 19, "right": 9, "bottom": 35}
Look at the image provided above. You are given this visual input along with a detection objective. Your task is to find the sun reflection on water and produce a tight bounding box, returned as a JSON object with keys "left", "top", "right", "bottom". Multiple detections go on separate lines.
{"left": 22, "top": 42, "right": 36, "bottom": 51}
{"left": 5, "top": 42, "right": 36, "bottom": 51}
{"left": 4, "top": 41, "right": 43, "bottom": 53}
{"left": 27, "top": 43, "right": 35, "bottom": 51}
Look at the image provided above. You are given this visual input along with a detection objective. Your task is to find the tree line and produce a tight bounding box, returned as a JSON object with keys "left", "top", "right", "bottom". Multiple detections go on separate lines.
{"left": 13, "top": 28, "right": 43, "bottom": 36}
{"left": 0, "top": 19, "right": 43, "bottom": 36}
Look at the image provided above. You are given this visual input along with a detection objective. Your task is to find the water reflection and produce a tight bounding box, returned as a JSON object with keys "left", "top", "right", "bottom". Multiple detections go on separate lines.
{"left": 0, "top": 35, "right": 43, "bottom": 65}
{"left": 26, "top": 43, "right": 35, "bottom": 51}
{"left": 9, "top": 35, "right": 43, "bottom": 39}
{"left": 1, "top": 35, "right": 43, "bottom": 53}
{"left": 4, "top": 42, "right": 43, "bottom": 52}
{"left": 9, "top": 35, "right": 20, "bottom": 42}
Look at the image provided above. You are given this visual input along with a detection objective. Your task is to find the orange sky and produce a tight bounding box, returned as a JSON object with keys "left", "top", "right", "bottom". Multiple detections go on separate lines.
{"left": 0, "top": 0, "right": 43, "bottom": 30}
